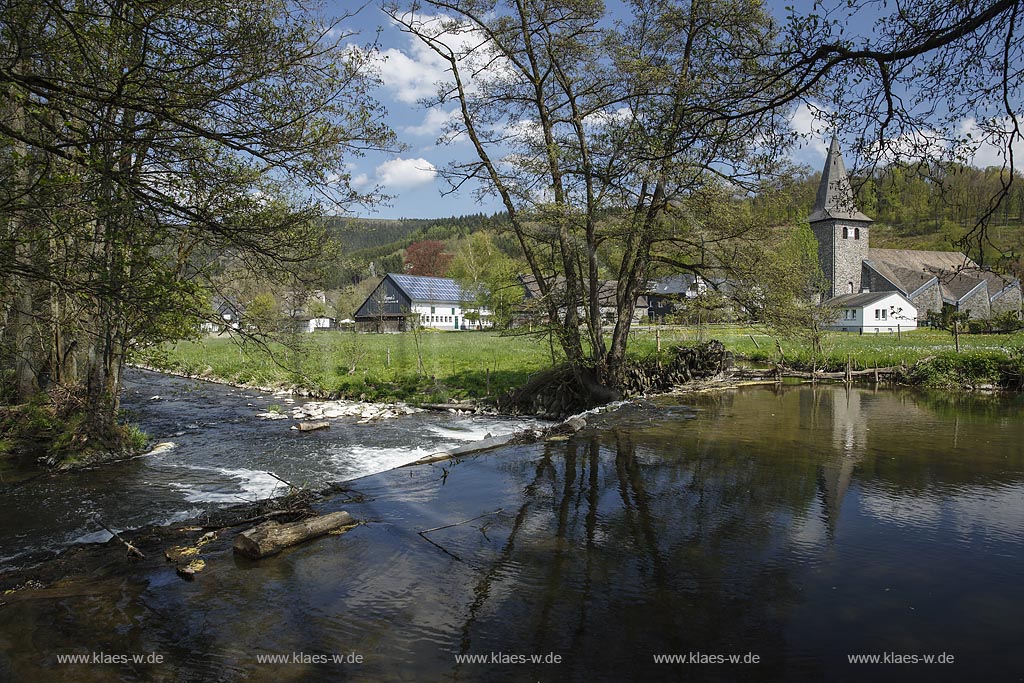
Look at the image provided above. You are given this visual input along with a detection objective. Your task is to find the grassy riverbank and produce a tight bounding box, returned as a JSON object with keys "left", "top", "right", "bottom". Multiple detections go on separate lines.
{"left": 147, "top": 331, "right": 565, "bottom": 403}
{"left": 147, "top": 326, "right": 1024, "bottom": 401}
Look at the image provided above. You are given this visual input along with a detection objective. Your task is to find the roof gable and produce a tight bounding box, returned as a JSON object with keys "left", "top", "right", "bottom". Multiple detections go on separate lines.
{"left": 826, "top": 291, "right": 913, "bottom": 308}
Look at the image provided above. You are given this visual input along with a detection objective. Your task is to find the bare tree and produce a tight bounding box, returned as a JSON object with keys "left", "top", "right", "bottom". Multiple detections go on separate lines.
{"left": 387, "top": 0, "right": 791, "bottom": 401}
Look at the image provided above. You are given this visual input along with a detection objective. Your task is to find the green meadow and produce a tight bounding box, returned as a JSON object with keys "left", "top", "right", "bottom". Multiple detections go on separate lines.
{"left": 148, "top": 325, "right": 1024, "bottom": 402}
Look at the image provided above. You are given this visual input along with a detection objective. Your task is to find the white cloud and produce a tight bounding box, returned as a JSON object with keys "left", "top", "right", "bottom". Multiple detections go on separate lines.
{"left": 957, "top": 117, "right": 1024, "bottom": 169}
{"left": 375, "top": 46, "right": 446, "bottom": 104}
{"left": 371, "top": 13, "right": 513, "bottom": 105}
{"left": 374, "top": 157, "right": 438, "bottom": 189}
{"left": 403, "top": 108, "right": 461, "bottom": 137}
{"left": 584, "top": 106, "right": 634, "bottom": 130}
{"left": 788, "top": 102, "right": 832, "bottom": 159}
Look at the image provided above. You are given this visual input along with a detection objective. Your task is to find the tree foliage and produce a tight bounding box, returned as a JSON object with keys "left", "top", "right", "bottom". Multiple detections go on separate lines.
{"left": 734, "top": 223, "right": 835, "bottom": 356}
{"left": 389, "top": 0, "right": 791, "bottom": 396}
{"left": 402, "top": 239, "right": 453, "bottom": 276}
{"left": 763, "top": 0, "right": 1024, "bottom": 260}
{"left": 0, "top": 0, "right": 391, "bottom": 457}
{"left": 448, "top": 232, "right": 520, "bottom": 328}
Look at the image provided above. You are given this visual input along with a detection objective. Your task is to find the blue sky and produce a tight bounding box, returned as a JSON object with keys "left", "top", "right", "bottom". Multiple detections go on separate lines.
{"left": 326, "top": 0, "right": 1017, "bottom": 220}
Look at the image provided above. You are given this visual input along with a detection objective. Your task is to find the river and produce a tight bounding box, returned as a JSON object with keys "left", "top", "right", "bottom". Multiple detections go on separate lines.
{"left": 0, "top": 370, "right": 542, "bottom": 565}
{"left": 1, "top": 373, "right": 1023, "bottom": 681}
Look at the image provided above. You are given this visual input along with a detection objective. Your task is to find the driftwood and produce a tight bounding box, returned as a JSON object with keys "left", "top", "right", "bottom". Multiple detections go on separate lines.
{"left": 419, "top": 402, "right": 477, "bottom": 412}
{"left": 92, "top": 515, "right": 145, "bottom": 560}
{"left": 731, "top": 366, "right": 902, "bottom": 382}
{"left": 296, "top": 421, "right": 329, "bottom": 432}
{"left": 233, "top": 511, "right": 355, "bottom": 559}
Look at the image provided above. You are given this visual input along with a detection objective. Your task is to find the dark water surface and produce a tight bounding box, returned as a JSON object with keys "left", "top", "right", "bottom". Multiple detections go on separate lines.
{"left": 2, "top": 379, "right": 1023, "bottom": 682}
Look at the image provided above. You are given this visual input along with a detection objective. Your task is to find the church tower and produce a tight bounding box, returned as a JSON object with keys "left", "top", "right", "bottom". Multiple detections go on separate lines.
{"left": 809, "top": 138, "right": 873, "bottom": 299}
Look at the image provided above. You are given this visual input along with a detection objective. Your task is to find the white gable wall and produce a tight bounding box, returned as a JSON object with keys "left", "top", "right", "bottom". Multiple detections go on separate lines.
{"left": 410, "top": 302, "right": 493, "bottom": 330}
{"left": 826, "top": 292, "right": 918, "bottom": 333}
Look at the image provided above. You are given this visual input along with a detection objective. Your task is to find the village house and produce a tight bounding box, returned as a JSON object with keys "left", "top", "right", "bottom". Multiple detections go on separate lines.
{"left": 644, "top": 274, "right": 708, "bottom": 321}
{"left": 354, "top": 273, "right": 490, "bottom": 332}
{"left": 811, "top": 139, "right": 1022, "bottom": 323}
{"left": 200, "top": 296, "right": 244, "bottom": 334}
{"left": 824, "top": 290, "right": 918, "bottom": 333}
{"left": 516, "top": 273, "right": 648, "bottom": 326}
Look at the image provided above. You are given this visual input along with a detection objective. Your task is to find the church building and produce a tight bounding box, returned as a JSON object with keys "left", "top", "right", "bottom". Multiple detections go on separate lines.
{"left": 812, "top": 139, "right": 1022, "bottom": 321}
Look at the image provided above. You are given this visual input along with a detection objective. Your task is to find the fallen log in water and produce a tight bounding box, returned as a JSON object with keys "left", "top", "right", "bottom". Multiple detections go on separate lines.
{"left": 295, "top": 421, "right": 329, "bottom": 432}
{"left": 232, "top": 511, "right": 355, "bottom": 559}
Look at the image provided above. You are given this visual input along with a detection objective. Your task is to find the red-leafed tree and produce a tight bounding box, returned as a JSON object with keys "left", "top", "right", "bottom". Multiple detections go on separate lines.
{"left": 403, "top": 240, "right": 453, "bottom": 277}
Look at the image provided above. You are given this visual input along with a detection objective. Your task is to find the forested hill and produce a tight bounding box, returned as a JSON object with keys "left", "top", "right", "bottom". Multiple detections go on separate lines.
{"left": 325, "top": 213, "right": 503, "bottom": 252}
{"left": 323, "top": 164, "right": 1024, "bottom": 289}
{"left": 322, "top": 213, "right": 511, "bottom": 287}
{"left": 758, "top": 163, "right": 1024, "bottom": 273}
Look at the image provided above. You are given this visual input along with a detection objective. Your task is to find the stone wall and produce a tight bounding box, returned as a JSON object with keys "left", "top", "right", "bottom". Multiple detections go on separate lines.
{"left": 909, "top": 285, "right": 943, "bottom": 322}
{"left": 990, "top": 285, "right": 1023, "bottom": 317}
{"left": 957, "top": 284, "right": 991, "bottom": 319}
{"left": 813, "top": 218, "right": 870, "bottom": 298}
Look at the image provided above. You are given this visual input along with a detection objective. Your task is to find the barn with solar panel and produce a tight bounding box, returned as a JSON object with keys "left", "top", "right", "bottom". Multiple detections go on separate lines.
{"left": 354, "top": 273, "right": 490, "bottom": 332}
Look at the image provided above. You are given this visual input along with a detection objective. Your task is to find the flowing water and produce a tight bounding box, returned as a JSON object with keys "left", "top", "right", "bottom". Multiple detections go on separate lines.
{"left": 0, "top": 370, "right": 542, "bottom": 565}
{"left": 1, "top": 376, "right": 1023, "bottom": 682}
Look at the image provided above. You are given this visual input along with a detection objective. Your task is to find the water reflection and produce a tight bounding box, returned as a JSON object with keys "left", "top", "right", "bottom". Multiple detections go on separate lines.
{"left": 1, "top": 384, "right": 1022, "bottom": 681}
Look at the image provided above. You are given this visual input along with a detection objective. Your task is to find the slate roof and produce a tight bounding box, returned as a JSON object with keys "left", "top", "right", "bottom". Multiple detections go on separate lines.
{"left": 974, "top": 269, "right": 1020, "bottom": 299}
{"left": 867, "top": 248, "right": 976, "bottom": 273}
{"left": 826, "top": 291, "right": 911, "bottom": 308}
{"left": 864, "top": 249, "right": 1015, "bottom": 304}
{"left": 646, "top": 274, "right": 700, "bottom": 295}
{"left": 809, "top": 138, "right": 873, "bottom": 223}
{"left": 390, "top": 274, "right": 466, "bottom": 302}
{"left": 939, "top": 272, "right": 989, "bottom": 304}
{"left": 863, "top": 260, "right": 939, "bottom": 298}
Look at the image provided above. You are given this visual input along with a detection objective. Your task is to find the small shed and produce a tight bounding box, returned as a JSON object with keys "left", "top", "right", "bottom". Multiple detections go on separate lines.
{"left": 825, "top": 291, "right": 918, "bottom": 333}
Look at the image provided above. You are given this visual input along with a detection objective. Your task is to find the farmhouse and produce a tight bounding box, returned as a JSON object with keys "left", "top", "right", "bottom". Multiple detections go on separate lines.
{"left": 824, "top": 291, "right": 918, "bottom": 333}
{"left": 812, "top": 139, "right": 1022, "bottom": 322}
{"left": 354, "top": 273, "right": 489, "bottom": 332}
{"left": 644, "top": 274, "right": 707, "bottom": 321}
{"left": 201, "top": 296, "right": 244, "bottom": 333}
{"left": 516, "top": 273, "right": 648, "bottom": 325}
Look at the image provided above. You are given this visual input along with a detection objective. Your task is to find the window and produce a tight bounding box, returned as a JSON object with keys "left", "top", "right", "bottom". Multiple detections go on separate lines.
{"left": 881, "top": 309, "right": 887, "bottom": 320}
{"left": 451, "top": 308, "right": 456, "bottom": 315}
{"left": 430, "top": 306, "right": 435, "bottom": 314}
{"left": 842, "top": 227, "right": 849, "bottom": 239}
{"left": 854, "top": 227, "right": 860, "bottom": 240}
{"left": 848, "top": 281, "right": 854, "bottom": 294}
{"left": 875, "top": 309, "right": 881, "bottom": 320}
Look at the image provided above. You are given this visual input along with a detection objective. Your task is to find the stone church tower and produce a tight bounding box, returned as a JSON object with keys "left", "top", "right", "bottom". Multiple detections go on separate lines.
{"left": 809, "top": 138, "right": 873, "bottom": 299}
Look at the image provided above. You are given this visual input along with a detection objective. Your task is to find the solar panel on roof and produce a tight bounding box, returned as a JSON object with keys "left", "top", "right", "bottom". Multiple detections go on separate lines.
{"left": 390, "top": 274, "right": 467, "bottom": 302}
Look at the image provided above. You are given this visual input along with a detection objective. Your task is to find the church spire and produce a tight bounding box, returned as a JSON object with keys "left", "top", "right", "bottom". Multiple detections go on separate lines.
{"left": 809, "top": 137, "right": 873, "bottom": 223}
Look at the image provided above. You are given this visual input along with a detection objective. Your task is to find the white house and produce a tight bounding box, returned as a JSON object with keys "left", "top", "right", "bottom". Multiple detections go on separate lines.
{"left": 825, "top": 291, "right": 918, "bottom": 333}
{"left": 354, "top": 274, "right": 492, "bottom": 332}
{"left": 306, "top": 316, "right": 335, "bottom": 333}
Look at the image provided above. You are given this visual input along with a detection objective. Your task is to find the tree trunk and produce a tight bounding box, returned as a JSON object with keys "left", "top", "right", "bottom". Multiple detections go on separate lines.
{"left": 233, "top": 511, "right": 355, "bottom": 559}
